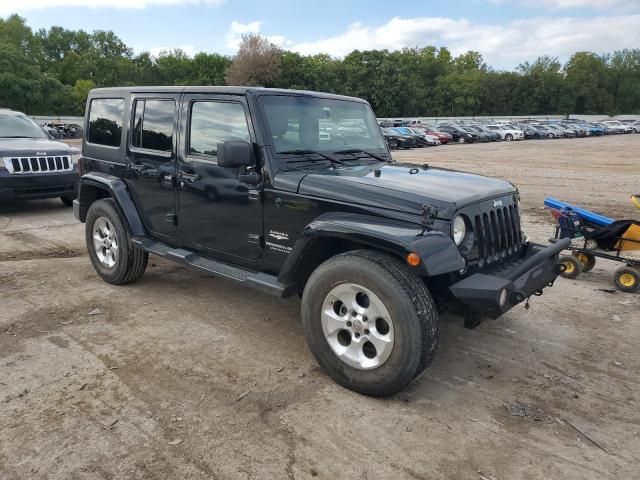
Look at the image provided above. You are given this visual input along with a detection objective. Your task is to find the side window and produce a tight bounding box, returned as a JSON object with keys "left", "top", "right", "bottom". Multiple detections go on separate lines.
{"left": 131, "top": 99, "right": 175, "bottom": 152}
{"left": 189, "top": 101, "right": 250, "bottom": 159}
{"left": 88, "top": 98, "right": 125, "bottom": 147}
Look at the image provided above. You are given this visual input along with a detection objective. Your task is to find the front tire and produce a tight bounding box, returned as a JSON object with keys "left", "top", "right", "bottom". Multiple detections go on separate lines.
{"left": 505, "top": 133, "right": 513, "bottom": 141}
{"left": 560, "top": 255, "right": 582, "bottom": 279}
{"left": 85, "top": 199, "right": 148, "bottom": 285}
{"left": 301, "top": 250, "right": 438, "bottom": 397}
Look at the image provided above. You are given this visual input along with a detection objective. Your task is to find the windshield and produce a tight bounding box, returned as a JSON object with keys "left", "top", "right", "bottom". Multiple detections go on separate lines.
{"left": 259, "top": 95, "right": 387, "bottom": 155}
{"left": 0, "top": 114, "right": 49, "bottom": 139}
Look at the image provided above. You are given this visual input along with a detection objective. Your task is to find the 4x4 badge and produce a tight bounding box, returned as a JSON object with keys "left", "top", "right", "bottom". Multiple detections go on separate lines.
{"left": 493, "top": 200, "right": 504, "bottom": 208}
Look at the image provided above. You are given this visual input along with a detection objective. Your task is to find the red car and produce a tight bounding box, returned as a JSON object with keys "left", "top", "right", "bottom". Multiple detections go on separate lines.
{"left": 413, "top": 126, "right": 452, "bottom": 144}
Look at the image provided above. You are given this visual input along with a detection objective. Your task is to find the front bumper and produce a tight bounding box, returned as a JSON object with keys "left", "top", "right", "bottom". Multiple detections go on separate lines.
{"left": 0, "top": 169, "right": 79, "bottom": 201}
{"left": 449, "top": 238, "right": 570, "bottom": 320}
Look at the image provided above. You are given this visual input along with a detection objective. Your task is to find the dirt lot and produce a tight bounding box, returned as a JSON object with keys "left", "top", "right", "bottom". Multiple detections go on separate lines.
{"left": 1, "top": 135, "right": 639, "bottom": 479}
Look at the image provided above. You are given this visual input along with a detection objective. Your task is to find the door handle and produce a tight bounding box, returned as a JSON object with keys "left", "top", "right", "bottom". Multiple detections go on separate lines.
{"left": 129, "top": 163, "right": 144, "bottom": 173}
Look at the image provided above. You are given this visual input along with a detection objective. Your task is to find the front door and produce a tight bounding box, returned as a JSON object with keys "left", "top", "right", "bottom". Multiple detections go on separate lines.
{"left": 126, "top": 95, "right": 179, "bottom": 238}
{"left": 177, "top": 94, "right": 263, "bottom": 260}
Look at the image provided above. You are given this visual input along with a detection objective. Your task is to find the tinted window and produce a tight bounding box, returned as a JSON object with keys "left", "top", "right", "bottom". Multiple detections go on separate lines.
{"left": 132, "top": 99, "right": 174, "bottom": 152}
{"left": 88, "top": 98, "right": 124, "bottom": 147}
{"left": 189, "top": 102, "right": 250, "bottom": 158}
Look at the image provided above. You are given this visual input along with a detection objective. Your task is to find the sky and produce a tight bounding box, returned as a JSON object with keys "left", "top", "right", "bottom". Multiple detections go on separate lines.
{"left": 2, "top": 0, "right": 640, "bottom": 69}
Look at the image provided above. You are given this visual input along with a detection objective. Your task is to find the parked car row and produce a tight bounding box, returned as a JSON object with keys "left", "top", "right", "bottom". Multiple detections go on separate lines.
{"left": 380, "top": 118, "right": 639, "bottom": 148}
{"left": 41, "top": 121, "right": 84, "bottom": 139}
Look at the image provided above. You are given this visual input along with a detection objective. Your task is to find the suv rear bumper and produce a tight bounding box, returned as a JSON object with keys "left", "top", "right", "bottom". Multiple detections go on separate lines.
{"left": 0, "top": 169, "right": 79, "bottom": 201}
{"left": 449, "top": 238, "right": 570, "bottom": 320}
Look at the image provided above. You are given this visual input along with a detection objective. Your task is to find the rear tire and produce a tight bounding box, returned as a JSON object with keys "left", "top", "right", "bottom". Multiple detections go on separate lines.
{"left": 560, "top": 255, "right": 582, "bottom": 279}
{"left": 85, "top": 198, "right": 148, "bottom": 285}
{"left": 301, "top": 250, "right": 438, "bottom": 397}
{"left": 573, "top": 252, "right": 596, "bottom": 273}
{"left": 614, "top": 267, "right": 639, "bottom": 293}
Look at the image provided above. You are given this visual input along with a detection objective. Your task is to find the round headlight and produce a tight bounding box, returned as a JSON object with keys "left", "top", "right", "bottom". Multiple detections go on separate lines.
{"left": 453, "top": 215, "right": 467, "bottom": 246}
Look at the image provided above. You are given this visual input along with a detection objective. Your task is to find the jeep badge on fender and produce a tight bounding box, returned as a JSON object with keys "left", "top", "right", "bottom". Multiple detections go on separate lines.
{"left": 73, "top": 86, "right": 569, "bottom": 396}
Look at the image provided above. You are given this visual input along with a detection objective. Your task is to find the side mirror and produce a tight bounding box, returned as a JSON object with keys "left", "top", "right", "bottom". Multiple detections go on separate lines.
{"left": 217, "top": 141, "right": 254, "bottom": 168}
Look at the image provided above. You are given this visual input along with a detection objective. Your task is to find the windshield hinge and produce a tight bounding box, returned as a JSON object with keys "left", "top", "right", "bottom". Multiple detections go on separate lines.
{"left": 421, "top": 204, "right": 438, "bottom": 228}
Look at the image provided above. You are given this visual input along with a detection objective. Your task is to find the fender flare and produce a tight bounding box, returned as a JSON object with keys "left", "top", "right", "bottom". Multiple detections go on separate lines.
{"left": 76, "top": 172, "right": 146, "bottom": 237}
{"left": 277, "top": 212, "right": 466, "bottom": 286}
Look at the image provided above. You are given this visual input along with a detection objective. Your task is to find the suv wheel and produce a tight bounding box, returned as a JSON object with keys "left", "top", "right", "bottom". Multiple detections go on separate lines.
{"left": 85, "top": 199, "right": 148, "bottom": 285}
{"left": 301, "top": 250, "right": 438, "bottom": 397}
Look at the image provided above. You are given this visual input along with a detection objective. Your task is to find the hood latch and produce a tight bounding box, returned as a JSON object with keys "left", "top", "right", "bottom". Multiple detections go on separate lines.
{"left": 421, "top": 204, "right": 438, "bottom": 228}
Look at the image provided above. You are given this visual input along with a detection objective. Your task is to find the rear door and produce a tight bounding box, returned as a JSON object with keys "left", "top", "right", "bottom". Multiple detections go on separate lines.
{"left": 126, "top": 95, "right": 179, "bottom": 238}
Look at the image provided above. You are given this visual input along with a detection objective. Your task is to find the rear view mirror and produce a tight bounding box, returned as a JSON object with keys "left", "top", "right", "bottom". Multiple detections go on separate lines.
{"left": 217, "top": 141, "right": 254, "bottom": 168}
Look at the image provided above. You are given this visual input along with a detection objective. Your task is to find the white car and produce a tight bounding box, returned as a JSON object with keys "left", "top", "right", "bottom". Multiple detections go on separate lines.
{"left": 602, "top": 120, "right": 634, "bottom": 134}
{"left": 485, "top": 125, "right": 525, "bottom": 141}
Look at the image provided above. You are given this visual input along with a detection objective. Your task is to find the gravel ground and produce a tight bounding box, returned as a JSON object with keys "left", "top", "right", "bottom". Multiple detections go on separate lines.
{"left": 1, "top": 135, "right": 639, "bottom": 479}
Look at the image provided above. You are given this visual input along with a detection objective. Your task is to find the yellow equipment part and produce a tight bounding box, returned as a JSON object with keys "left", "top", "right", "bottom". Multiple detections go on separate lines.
{"left": 616, "top": 224, "right": 640, "bottom": 251}
{"left": 632, "top": 194, "right": 640, "bottom": 210}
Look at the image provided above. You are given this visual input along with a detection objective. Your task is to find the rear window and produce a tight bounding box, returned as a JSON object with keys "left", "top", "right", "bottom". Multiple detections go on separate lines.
{"left": 88, "top": 98, "right": 125, "bottom": 147}
{"left": 132, "top": 99, "right": 175, "bottom": 152}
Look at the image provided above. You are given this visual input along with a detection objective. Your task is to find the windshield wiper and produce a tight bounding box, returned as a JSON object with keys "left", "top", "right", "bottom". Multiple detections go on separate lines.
{"left": 332, "top": 149, "right": 388, "bottom": 163}
{"left": 278, "top": 149, "right": 343, "bottom": 165}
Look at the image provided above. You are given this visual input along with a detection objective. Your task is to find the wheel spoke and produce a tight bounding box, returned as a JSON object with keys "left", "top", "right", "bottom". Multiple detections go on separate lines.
{"left": 321, "top": 307, "right": 347, "bottom": 336}
{"left": 367, "top": 331, "right": 392, "bottom": 355}
{"left": 342, "top": 338, "right": 363, "bottom": 364}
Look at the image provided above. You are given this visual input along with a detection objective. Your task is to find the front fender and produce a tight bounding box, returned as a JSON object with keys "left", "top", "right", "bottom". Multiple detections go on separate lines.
{"left": 278, "top": 212, "right": 465, "bottom": 285}
{"left": 76, "top": 172, "right": 146, "bottom": 237}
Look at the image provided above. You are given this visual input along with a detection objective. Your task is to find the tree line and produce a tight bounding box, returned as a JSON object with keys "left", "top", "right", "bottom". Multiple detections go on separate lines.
{"left": 2, "top": 14, "right": 639, "bottom": 117}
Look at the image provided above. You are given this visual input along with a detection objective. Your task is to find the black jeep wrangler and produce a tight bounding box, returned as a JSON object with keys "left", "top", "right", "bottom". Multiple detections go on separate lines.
{"left": 74, "top": 87, "right": 569, "bottom": 396}
{"left": 1, "top": 109, "right": 80, "bottom": 205}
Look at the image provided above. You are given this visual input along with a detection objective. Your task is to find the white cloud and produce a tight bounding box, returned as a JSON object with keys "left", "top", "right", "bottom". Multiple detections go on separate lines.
{"left": 506, "top": 0, "right": 632, "bottom": 9}
{"left": 0, "top": 0, "right": 224, "bottom": 13}
{"left": 225, "top": 20, "right": 263, "bottom": 49}
{"left": 280, "top": 15, "right": 640, "bottom": 68}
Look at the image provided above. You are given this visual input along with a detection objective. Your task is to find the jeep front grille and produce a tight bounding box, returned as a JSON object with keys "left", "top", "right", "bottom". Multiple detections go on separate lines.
{"left": 474, "top": 205, "right": 522, "bottom": 266}
{"left": 2, "top": 156, "right": 72, "bottom": 174}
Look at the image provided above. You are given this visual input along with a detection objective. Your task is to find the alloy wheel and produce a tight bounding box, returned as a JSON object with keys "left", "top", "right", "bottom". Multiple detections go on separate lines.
{"left": 92, "top": 217, "right": 119, "bottom": 268}
{"left": 321, "top": 283, "right": 394, "bottom": 370}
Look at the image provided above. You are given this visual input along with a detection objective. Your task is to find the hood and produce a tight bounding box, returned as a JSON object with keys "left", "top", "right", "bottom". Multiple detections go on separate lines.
{"left": 0, "top": 138, "right": 78, "bottom": 156}
{"left": 278, "top": 163, "right": 516, "bottom": 220}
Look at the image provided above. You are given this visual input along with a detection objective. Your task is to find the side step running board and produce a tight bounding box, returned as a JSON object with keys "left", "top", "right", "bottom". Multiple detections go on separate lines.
{"left": 131, "top": 237, "right": 295, "bottom": 298}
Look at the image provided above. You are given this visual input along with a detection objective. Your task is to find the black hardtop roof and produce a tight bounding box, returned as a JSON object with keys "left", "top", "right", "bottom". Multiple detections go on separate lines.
{"left": 89, "top": 86, "right": 367, "bottom": 103}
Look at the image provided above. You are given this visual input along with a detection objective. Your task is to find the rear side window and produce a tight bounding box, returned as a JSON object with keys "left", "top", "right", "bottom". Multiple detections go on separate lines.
{"left": 132, "top": 99, "right": 175, "bottom": 152}
{"left": 189, "top": 102, "right": 250, "bottom": 158}
{"left": 88, "top": 98, "right": 125, "bottom": 147}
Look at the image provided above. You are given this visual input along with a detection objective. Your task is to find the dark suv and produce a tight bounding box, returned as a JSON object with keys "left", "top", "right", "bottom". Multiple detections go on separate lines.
{"left": 0, "top": 109, "right": 80, "bottom": 205}
{"left": 74, "top": 87, "right": 569, "bottom": 396}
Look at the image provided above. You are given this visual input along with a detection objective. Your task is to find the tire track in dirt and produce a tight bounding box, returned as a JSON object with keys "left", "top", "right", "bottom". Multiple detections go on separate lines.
{"left": 0, "top": 231, "right": 84, "bottom": 261}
